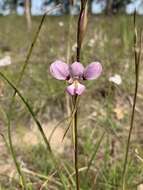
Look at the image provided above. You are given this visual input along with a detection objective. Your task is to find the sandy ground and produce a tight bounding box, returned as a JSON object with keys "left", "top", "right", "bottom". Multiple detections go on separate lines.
{"left": 0, "top": 120, "right": 71, "bottom": 178}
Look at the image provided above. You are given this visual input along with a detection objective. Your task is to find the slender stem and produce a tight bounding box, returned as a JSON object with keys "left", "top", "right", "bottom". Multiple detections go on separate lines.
{"left": 7, "top": 115, "right": 27, "bottom": 189}
{"left": 74, "top": 1, "right": 88, "bottom": 189}
{"left": 73, "top": 95, "right": 79, "bottom": 190}
{"left": 74, "top": 2, "right": 82, "bottom": 188}
{"left": 1, "top": 14, "right": 48, "bottom": 190}
{"left": 0, "top": 131, "right": 26, "bottom": 188}
{"left": 122, "top": 12, "right": 142, "bottom": 190}
{"left": 122, "top": 74, "right": 139, "bottom": 190}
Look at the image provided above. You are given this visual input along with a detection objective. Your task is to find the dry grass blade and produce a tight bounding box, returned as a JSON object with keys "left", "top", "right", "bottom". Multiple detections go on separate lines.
{"left": 48, "top": 97, "right": 79, "bottom": 143}
{"left": 62, "top": 97, "right": 79, "bottom": 142}
{"left": 22, "top": 168, "right": 61, "bottom": 188}
{"left": 0, "top": 133, "right": 9, "bottom": 152}
{"left": 61, "top": 162, "right": 76, "bottom": 188}
{"left": 48, "top": 117, "right": 70, "bottom": 143}
{"left": 39, "top": 171, "right": 57, "bottom": 190}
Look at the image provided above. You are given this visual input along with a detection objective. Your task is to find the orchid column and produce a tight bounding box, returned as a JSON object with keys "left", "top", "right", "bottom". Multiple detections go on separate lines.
{"left": 50, "top": 0, "right": 102, "bottom": 189}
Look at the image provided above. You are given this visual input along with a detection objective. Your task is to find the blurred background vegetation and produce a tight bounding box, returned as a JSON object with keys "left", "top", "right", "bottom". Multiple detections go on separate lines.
{"left": 0, "top": 0, "right": 143, "bottom": 190}
{"left": 0, "top": 0, "right": 141, "bottom": 15}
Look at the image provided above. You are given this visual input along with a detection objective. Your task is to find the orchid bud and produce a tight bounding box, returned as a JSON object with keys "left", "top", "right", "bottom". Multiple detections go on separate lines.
{"left": 78, "top": 0, "right": 88, "bottom": 49}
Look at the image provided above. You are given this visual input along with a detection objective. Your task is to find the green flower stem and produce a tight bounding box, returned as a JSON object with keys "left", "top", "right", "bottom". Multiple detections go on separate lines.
{"left": 74, "top": 1, "right": 88, "bottom": 189}
{"left": 73, "top": 95, "right": 79, "bottom": 190}
{"left": 7, "top": 115, "right": 27, "bottom": 189}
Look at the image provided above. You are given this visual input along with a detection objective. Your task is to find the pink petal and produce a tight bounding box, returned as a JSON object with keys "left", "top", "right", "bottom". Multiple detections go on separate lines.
{"left": 66, "top": 82, "right": 85, "bottom": 96}
{"left": 84, "top": 62, "right": 102, "bottom": 80}
{"left": 50, "top": 60, "right": 70, "bottom": 80}
{"left": 70, "top": 62, "right": 84, "bottom": 78}
{"left": 76, "top": 83, "right": 85, "bottom": 95}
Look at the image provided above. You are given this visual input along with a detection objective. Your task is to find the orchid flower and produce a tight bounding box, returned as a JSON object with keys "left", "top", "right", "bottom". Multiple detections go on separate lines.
{"left": 50, "top": 60, "right": 102, "bottom": 96}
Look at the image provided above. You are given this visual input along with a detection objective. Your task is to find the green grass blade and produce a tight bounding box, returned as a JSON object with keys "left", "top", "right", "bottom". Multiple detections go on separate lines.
{"left": 86, "top": 132, "right": 105, "bottom": 175}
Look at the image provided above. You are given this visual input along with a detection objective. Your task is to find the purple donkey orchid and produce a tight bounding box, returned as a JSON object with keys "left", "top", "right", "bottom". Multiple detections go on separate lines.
{"left": 50, "top": 60, "right": 102, "bottom": 95}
